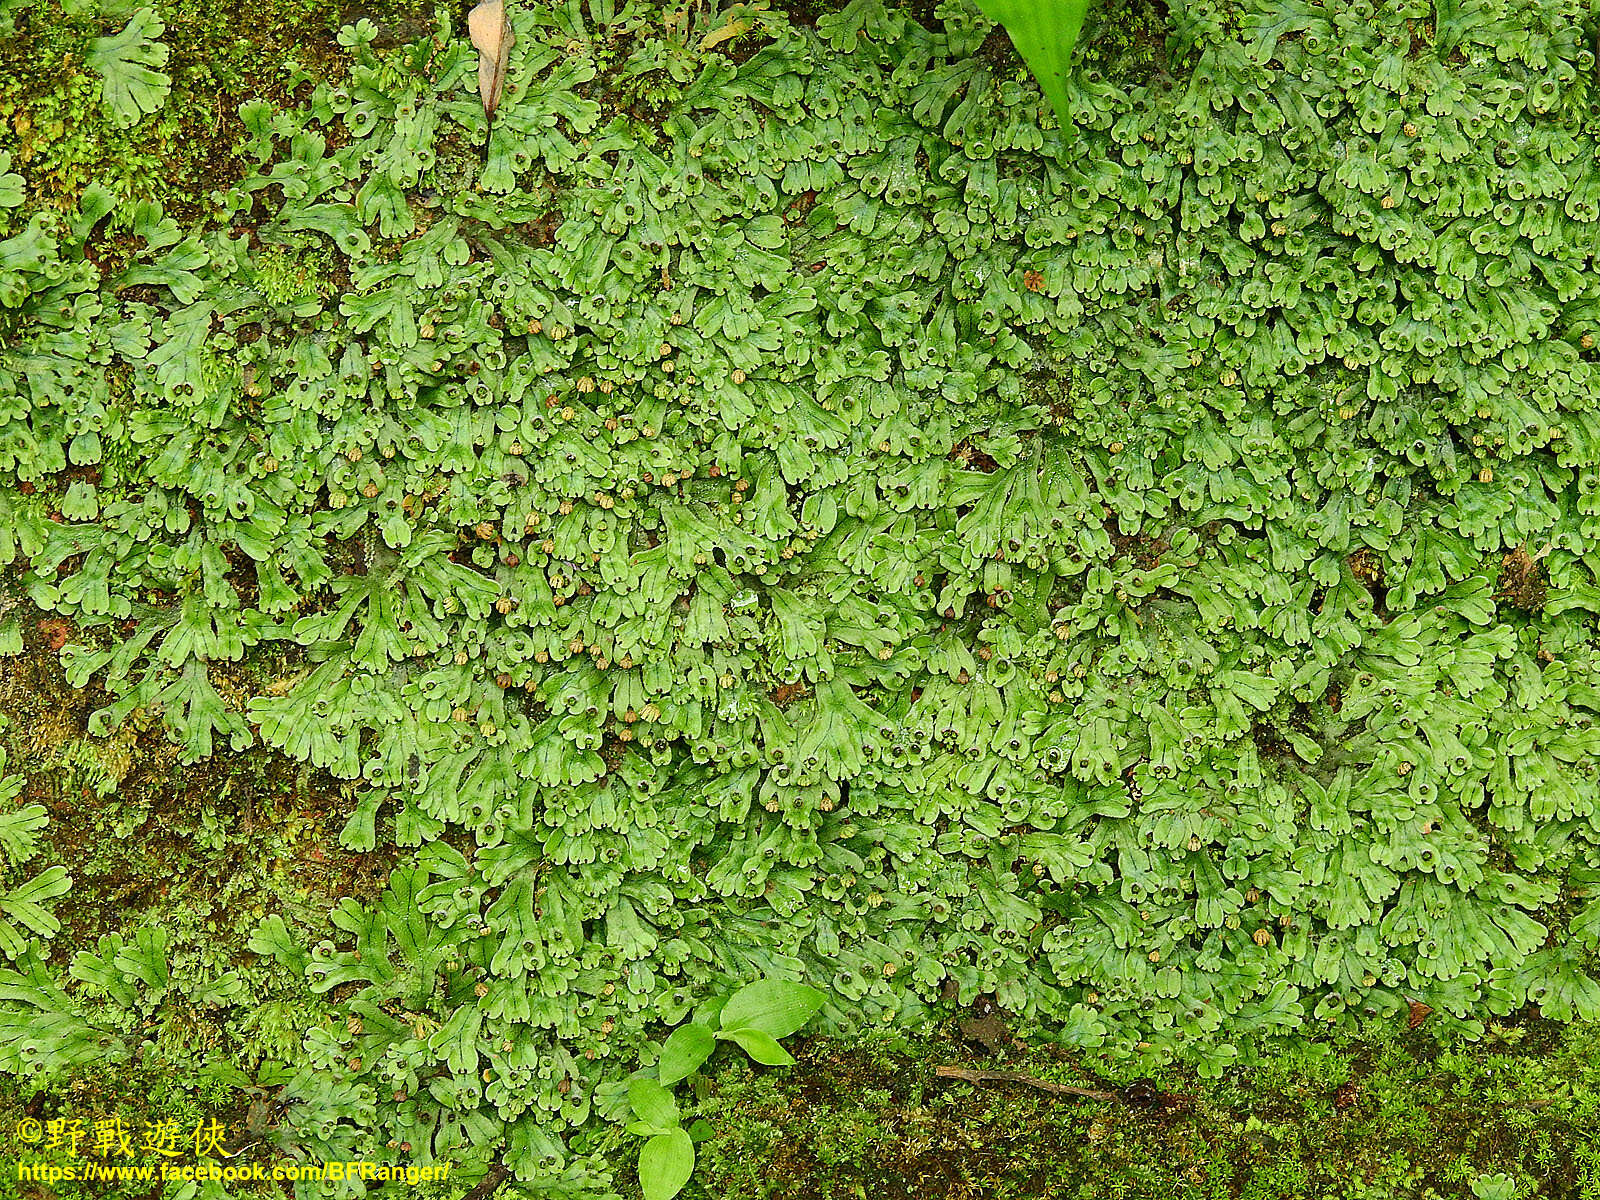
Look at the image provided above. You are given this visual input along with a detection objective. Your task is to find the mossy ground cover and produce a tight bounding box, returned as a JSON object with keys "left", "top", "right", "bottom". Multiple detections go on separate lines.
{"left": 689, "top": 1021, "right": 1600, "bottom": 1200}
{"left": 4, "top": 0, "right": 1600, "bottom": 1196}
{"left": 0, "top": 0, "right": 352, "bottom": 223}
{"left": 2, "top": 637, "right": 1599, "bottom": 1200}
{"left": 0, "top": 634, "right": 389, "bottom": 1198}
{"left": 3, "top": 618, "right": 1600, "bottom": 1200}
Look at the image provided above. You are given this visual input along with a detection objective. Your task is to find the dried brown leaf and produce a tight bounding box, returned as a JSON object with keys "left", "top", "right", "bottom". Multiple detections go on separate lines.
{"left": 698, "top": 0, "right": 767, "bottom": 50}
{"left": 699, "top": 15, "right": 751, "bottom": 50}
{"left": 467, "top": 0, "right": 513, "bottom": 123}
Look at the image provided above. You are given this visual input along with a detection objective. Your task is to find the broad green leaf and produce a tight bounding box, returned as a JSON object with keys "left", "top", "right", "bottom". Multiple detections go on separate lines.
{"left": 971, "top": 0, "right": 1092, "bottom": 125}
{"left": 717, "top": 977, "right": 826, "bottom": 1039}
{"left": 628, "top": 1077, "right": 679, "bottom": 1130}
{"left": 692, "top": 992, "right": 729, "bottom": 1029}
{"left": 657, "top": 1022, "right": 716, "bottom": 1085}
{"left": 638, "top": 1128, "right": 694, "bottom": 1200}
{"left": 718, "top": 1027, "right": 796, "bottom": 1067}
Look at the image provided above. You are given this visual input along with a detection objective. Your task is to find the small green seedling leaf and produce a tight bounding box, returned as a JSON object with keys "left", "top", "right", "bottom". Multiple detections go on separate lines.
{"left": 718, "top": 1027, "right": 796, "bottom": 1067}
{"left": 657, "top": 1022, "right": 716, "bottom": 1085}
{"left": 971, "top": 0, "right": 1092, "bottom": 126}
{"left": 1470, "top": 1174, "right": 1519, "bottom": 1200}
{"left": 717, "top": 977, "right": 827, "bottom": 1039}
{"left": 628, "top": 1077, "right": 680, "bottom": 1131}
{"left": 638, "top": 1127, "right": 694, "bottom": 1200}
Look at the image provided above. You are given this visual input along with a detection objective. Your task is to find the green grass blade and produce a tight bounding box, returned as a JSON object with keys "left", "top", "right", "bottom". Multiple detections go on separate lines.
{"left": 971, "top": 0, "right": 1093, "bottom": 124}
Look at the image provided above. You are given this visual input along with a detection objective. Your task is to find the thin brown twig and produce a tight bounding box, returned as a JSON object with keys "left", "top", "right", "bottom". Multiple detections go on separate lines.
{"left": 460, "top": 1163, "right": 512, "bottom": 1200}
{"left": 934, "top": 1065, "right": 1118, "bottom": 1101}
